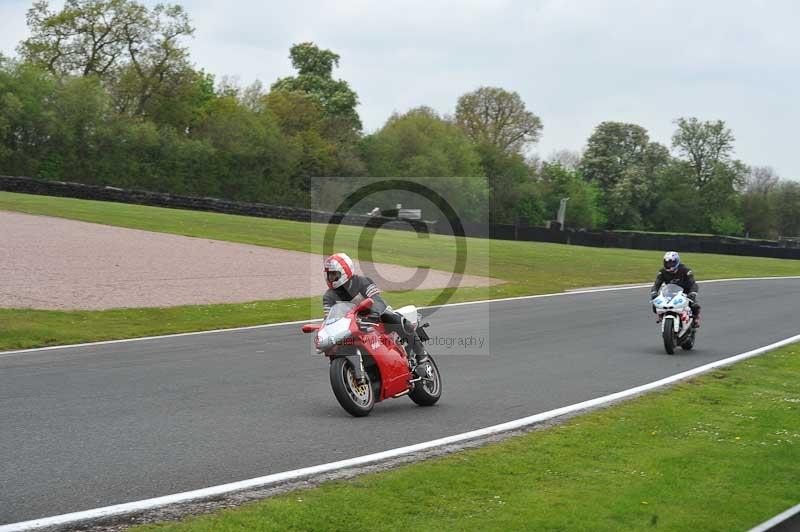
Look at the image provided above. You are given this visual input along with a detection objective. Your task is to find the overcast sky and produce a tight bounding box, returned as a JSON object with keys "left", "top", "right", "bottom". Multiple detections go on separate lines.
{"left": 2, "top": 0, "right": 798, "bottom": 178}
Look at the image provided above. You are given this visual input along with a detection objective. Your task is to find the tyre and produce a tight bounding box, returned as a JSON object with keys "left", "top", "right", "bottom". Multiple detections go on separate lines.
{"left": 409, "top": 355, "right": 442, "bottom": 406}
{"left": 330, "top": 357, "right": 374, "bottom": 417}
{"left": 662, "top": 317, "right": 676, "bottom": 355}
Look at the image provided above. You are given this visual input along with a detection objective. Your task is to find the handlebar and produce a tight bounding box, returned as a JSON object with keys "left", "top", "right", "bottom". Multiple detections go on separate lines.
{"left": 354, "top": 297, "right": 374, "bottom": 314}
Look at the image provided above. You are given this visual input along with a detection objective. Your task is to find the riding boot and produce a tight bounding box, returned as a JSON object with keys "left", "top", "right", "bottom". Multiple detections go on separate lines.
{"left": 690, "top": 303, "right": 701, "bottom": 328}
{"left": 406, "top": 332, "right": 429, "bottom": 364}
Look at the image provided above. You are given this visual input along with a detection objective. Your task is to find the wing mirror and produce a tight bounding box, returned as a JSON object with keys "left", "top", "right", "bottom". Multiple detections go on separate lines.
{"left": 302, "top": 324, "right": 321, "bottom": 333}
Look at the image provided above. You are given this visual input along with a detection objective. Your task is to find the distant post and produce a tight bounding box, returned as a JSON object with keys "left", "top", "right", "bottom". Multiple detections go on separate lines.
{"left": 557, "top": 197, "right": 570, "bottom": 231}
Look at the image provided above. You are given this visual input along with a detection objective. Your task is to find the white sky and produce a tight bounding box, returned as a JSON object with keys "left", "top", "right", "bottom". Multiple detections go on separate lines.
{"left": 2, "top": 0, "right": 799, "bottom": 178}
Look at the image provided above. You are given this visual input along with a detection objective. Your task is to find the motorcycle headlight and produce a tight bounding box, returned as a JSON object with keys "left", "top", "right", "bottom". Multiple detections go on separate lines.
{"left": 316, "top": 318, "right": 352, "bottom": 351}
{"left": 315, "top": 329, "right": 331, "bottom": 350}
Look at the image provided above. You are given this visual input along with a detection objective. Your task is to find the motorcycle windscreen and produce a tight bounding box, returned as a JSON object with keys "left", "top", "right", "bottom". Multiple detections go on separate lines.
{"left": 660, "top": 284, "right": 683, "bottom": 301}
{"left": 317, "top": 318, "right": 353, "bottom": 350}
{"left": 325, "top": 302, "right": 356, "bottom": 323}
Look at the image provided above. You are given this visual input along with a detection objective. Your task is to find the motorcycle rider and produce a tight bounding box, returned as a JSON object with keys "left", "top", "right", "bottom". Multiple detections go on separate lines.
{"left": 323, "top": 252, "right": 429, "bottom": 363}
{"left": 650, "top": 251, "right": 701, "bottom": 327}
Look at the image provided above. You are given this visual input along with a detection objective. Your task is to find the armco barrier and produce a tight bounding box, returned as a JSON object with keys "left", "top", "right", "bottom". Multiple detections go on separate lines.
{"left": 1, "top": 175, "right": 798, "bottom": 259}
{"left": 0, "top": 175, "right": 426, "bottom": 234}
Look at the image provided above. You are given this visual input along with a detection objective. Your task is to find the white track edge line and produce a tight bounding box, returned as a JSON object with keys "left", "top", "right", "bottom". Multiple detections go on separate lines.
{"left": 2, "top": 333, "right": 799, "bottom": 531}
{"left": 748, "top": 502, "right": 800, "bottom": 532}
{"left": 0, "top": 319, "right": 316, "bottom": 358}
{"left": 2, "top": 275, "right": 799, "bottom": 357}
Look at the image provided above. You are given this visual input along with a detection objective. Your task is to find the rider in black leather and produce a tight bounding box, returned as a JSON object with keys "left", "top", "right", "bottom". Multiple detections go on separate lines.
{"left": 650, "top": 251, "right": 701, "bottom": 327}
{"left": 323, "top": 253, "right": 428, "bottom": 362}
{"left": 323, "top": 273, "right": 387, "bottom": 316}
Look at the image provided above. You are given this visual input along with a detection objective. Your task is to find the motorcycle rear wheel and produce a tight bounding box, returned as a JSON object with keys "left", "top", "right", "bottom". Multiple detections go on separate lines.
{"left": 330, "top": 357, "right": 374, "bottom": 417}
{"left": 662, "top": 317, "right": 676, "bottom": 355}
{"left": 409, "top": 355, "right": 442, "bottom": 406}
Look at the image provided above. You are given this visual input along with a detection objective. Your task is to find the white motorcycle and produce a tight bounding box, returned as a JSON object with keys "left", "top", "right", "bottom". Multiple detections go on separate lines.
{"left": 652, "top": 283, "right": 696, "bottom": 354}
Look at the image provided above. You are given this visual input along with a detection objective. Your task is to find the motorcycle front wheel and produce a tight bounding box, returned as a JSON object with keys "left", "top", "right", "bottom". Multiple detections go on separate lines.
{"left": 409, "top": 355, "right": 442, "bottom": 406}
{"left": 330, "top": 357, "right": 374, "bottom": 417}
{"left": 662, "top": 317, "right": 676, "bottom": 355}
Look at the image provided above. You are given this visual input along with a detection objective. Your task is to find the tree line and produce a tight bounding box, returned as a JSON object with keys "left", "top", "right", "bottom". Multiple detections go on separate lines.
{"left": 1, "top": 0, "right": 798, "bottom": 238}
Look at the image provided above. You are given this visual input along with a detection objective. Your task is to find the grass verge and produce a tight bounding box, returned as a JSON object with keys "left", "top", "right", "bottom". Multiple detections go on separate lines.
{"left": 0, "top": 289, "right": 452, "bottom": 351}
{"left": 134, "top": 343, "right": 800, "bottom": 532}
{"left": 1, "top": 191, "right": 799, "bottom": 351}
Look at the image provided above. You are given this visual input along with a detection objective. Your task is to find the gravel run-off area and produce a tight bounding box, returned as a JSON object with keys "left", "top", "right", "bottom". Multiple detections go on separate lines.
{"left": 0, "top": 211, "right": 497, "bottom": 310}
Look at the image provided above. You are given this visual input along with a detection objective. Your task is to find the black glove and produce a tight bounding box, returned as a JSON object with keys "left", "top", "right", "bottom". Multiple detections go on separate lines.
{"left": 687, "top": 292, "right": 697, "bottom": 302}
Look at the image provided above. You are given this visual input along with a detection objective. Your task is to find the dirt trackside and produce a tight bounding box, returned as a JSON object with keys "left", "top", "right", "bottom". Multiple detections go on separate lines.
{"left": 0, "top": 211, "right": 497, "bottom": 310}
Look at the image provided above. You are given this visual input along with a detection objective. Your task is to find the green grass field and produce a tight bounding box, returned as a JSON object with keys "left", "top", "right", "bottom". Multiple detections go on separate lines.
{"left": 1, "top": 191, "right": 799, "bottom": 351}
{"left": 133, "top": 343, "right": 800, "bottom": 532}
{"left": 3, "top": 193, "right": 798, "bottom": 530}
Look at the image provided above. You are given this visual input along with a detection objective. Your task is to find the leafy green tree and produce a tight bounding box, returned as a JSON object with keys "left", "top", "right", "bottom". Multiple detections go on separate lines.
{"left": 706, "top": 160, "right": 747, "bottom": 235}
{"left": 115, "top": 66, "right": 214, "bottom": 128}
{"left": 647, "top": 161, "right": 707, "bottom": 233}
{"left": 263, "top": 90, "right": 324, "bottom": 135}
{"left": 20, "top": 0, "right": 194, "bottom": 116}
{"left": 475, "top": 142, "right": 537, "bottom": 224}
{"left": 649, "top": 117, "right": 747, "bottom": 235}
{"left": 581, "top": 122, "right": 668, "bottom": 189}
{"left": 606, "top": 167, "right": 655, "bottom": 229}
{"left": 271, "top": 42, "right": 361, "bottom": 135}
{"left": 47, "top": 75, "right": 112, "bottom": 181}
{"left": 742, "top": 166, "right": 779, "bottom": 238}
{"left": 363, "top": 107, "right": 484, "bottom": 177}
{"left": 263, "top": 90, "right": 336, "bottom": 193}
{"left": 605, "top": 145, "right": 670, "bottom": 229}
{"left": 581, "top": 122, "right": 649, "bottom": 190}
{"left": 361, "top": 107, "right": 489, "bottom": 221}
{"left": 671, "top": 117, "right": 735, "bottom": 189}
{"left": 455, "top": 86, "right": 542, "bottom": 155}
{"left": 93, "top": 117, "right": 161, "bottom": 188}
{"left": 0, "top": 57, "right": 17, "bottom": 163}
{"left": 709, "top": 212, "right": 744, "bottom": 236}
{"left": 0, "top": 60, "right": 58, "bottom": 177}
{"left": 772, "top": 181, "right": 800, "bottom": 237}
{"left": 647, "top": 158, "right": 746, "bottom": 236}
{"left": 193, "top": 95, "right": 294, "bottom": 203}
{"left": 581, "top": 121, "right": 671, "bottom": 228}
{"left": 538, "top": 162, "right": 605, "bottom": 229}
{"left": 512, "top": 180, "right": 547, "bottom": 226}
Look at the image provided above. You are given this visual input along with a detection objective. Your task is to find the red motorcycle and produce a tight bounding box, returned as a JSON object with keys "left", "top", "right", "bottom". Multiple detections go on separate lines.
{"left": 301, "top": 298, "right": 442, "bottom": 417}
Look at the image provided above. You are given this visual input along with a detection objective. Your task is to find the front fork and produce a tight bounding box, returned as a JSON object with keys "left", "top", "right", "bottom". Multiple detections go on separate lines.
{"left": 661, "top": 314, "right": 680, "bottom": 333}
{"left": 346, "top": 349, "right": 367, "bottom": 384}
{"left": 661, "top": 313, "right": 692, "bottom": 336}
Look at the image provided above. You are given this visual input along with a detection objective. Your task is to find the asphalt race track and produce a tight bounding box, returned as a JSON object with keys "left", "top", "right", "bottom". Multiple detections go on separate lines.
{"left": 1, "top": 278, "right": 799, "bottom": 524}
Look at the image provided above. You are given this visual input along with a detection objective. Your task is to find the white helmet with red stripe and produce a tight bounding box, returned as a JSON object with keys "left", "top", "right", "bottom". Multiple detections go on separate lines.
{"left": 324, "top": 252, "right": 355, "bottom": 289}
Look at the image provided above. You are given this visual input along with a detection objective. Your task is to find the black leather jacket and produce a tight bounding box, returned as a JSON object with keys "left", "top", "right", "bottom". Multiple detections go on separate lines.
{"left": 323, "top": 274, "right": 388, "bottom": 317}
{"left": 650, "top": 264, "right": 699, "bottom": 300}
